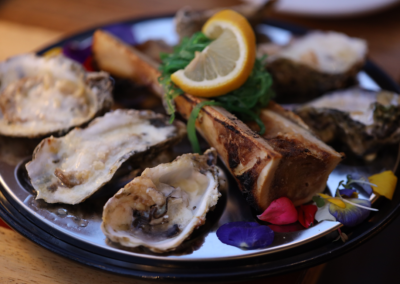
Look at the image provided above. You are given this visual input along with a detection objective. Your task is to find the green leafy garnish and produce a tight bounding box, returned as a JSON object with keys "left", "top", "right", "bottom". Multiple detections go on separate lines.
{"left": 159, "top": 32, "right": 274, "bottom": 153}
{"left": 312, "top": 195, "right": 326, "bottom": 208}
{"left": 158, "top": 32, "right": 212, "bottom": 123}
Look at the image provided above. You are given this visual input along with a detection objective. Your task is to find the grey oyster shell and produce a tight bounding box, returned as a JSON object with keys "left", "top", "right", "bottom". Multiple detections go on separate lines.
{"left": 101, "top": 148, "right": 220, "bottom": 253}
{"left": 259, "top": 31, "right": 367, "bottom": 102}
{"left": 26, "top": 109, "right": 186, "bottom": 204}
{"left": 295, "top": 88, "right": 400, "bottom": 156}
{"left": 0, "top": 54, "right": 113, "bottom": 137}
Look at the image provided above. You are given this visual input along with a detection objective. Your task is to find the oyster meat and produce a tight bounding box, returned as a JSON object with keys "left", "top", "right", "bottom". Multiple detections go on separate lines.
{"left": 0, "top": 54, "right": 113, "bottom": 137}
{"left": 26, "top": 109, "right": 186, "bottom": 204}
{"left": 92, "top": 30, "right": 343, "bottom": 212}
{"left": 259, "top": 31, "right": 367, "bottom": 102}
{"left": 295, "top": 88, "right": 400, "bottom": 156}
{"left": 101, "top": 149, "right": 220, "bottom": 252}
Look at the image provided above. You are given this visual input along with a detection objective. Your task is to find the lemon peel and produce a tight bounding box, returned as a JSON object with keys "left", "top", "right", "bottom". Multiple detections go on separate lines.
{"left": 171, "top": 9, "right": 256, "bottom": 97}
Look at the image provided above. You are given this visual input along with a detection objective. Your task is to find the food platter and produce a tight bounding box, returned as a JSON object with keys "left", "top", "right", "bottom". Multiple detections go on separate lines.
{"left": 0, "top": 15, "right": 400, "bottom": 282}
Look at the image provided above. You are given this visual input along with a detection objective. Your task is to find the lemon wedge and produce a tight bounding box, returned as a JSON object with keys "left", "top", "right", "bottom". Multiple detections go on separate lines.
{"left": 171, "top": 9, "right": 256, "bottom": 98}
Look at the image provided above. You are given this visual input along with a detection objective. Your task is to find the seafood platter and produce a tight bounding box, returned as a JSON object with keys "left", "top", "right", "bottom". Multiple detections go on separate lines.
{"left": 0, "top": 1, "right": 399, "bottom": 282}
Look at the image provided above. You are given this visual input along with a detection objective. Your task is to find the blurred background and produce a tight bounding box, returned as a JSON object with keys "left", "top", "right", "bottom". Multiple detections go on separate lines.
{"left": 1, "top": 0, "right": 400, "bottom": 283}
{"left": 1, "top": 0, "right": 400, "bottom": 82}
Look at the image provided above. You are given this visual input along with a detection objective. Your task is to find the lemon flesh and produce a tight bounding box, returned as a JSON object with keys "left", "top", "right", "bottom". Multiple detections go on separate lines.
{"left": 170, "top": 9, "right": 256, "bottom": 98}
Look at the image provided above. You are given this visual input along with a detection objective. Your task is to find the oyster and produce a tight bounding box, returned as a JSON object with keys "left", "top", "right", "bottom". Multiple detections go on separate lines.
{"left": 101, "top": 149, "right": 220, "bottom": 252}
{"left": 259, "top": 31, "right": 367, "bottom": 102}
{"left": 295, "top": 88, "right": 400, "bottom": 156}
{"left": 0, "top": 54, "right": 113, "bottom": 137}
{"left": 92, "top": 30, "right": 343, "bottom": 212}
{"left": 26, "top": 109, "right": 186, "bottom": 204}
{"left": 175, "top": 0, "right": 276, "bottom": 40}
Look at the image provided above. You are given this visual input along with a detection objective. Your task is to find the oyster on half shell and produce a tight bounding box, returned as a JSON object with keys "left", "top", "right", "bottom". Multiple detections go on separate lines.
{"left": 101, "top": 148, "right": 220, "bottom": 253}
{"left": 258, "top": 31, "right": 367, "bottom": 102}
{"left": 295, "top": 88, "right": 400, "bottom": 156}
{"left": 0, "top": 54, "right": 113, "bottom": 137}
{"left": 26, "top": 109, "right": 186, "bottom": 204}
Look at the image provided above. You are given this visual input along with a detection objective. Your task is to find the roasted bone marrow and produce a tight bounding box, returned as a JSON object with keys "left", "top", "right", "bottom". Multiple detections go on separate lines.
{"left": 91, "top": 30, "right": 343, "bottom": 212}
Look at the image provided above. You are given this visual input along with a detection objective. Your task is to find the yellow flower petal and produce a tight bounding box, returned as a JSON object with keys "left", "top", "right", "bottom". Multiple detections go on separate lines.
{"left": 43, "top": 47, "right": 62, "bottom": 57}
{"left": 327, "top": 198, "right": 346, "bottom": 208}
{"left": 318, "top": 193, "right": 346, "bottom": 208}
{"left": 318, "top": 193, "right": 331, "bottom": 199}
{"left": 368, "top": 170, "right": 397, "bottom": 200}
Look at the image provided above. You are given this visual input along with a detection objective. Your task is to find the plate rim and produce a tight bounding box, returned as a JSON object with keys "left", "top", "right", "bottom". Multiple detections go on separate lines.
{"left": 1, "top": 14, "right": 400, "bottom": 281}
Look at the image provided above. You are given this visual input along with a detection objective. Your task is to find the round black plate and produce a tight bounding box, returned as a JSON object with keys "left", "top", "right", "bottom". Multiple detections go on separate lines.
{"left": 1, "top": 15, "right": 400, "bottom": 282}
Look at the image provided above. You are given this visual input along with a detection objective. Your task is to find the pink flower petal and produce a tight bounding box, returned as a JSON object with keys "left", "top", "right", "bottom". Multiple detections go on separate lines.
{"left": 257, "top": 197, "right": 298, "bottom": 225}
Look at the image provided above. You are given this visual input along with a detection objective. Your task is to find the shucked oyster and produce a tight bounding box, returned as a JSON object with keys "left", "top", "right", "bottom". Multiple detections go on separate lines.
{"left": 259, "top": 31, "right": 367, "bottom": 102}
{"left": 295, "top": 88, "right": 400, "bottom": 156}
{"left": 26, "top": 109, "right": 186, "bottom": 204}
{"left": 101, "top": 149, "right": 220, "bottom": 252}
{"left": 0, "top": 54, "right": 113, "bottom": 137}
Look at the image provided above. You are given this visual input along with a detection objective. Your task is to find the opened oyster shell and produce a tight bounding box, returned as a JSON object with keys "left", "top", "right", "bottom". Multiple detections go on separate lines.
{"left": 26, "top": 109, "right": 186, "bottom": 204}
{"left": 0, "top": 54, "right": 113, "bottom": 137}
{"left": 295, "top": 88, "right": 400, "bottom": 156}
{"left": 101, "top": 149, "right": 220, "bottom": 252}
{"left": 258, "top": 31, "right": 367, "bottom": 102}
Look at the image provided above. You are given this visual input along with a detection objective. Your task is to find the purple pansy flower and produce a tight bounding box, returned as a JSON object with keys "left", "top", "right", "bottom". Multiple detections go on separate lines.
{"left": 329, "top": 198, "right": 371, "bottom": 227}
{"left": 103, "top": 23, "right": 136, "bottom": 45}
{"left": 348, "top": 173, "right": 373, "bottom": 196}
{"left": 339, "top": 188, "right": 357, "bottom": 197}
{"left": 63, "top": 23, "right": 136, "bottom": 64}
{"left": 216, "top": 222, "right": 274, "bottom": 249}
{"left": 63, "top": 41, "right": 92, "bottom": 64}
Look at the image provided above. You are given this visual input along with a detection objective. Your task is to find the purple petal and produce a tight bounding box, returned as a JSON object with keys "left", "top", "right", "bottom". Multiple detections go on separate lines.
{"left": 339, "top": 189, "right": 357, "bottom": 197}
{"left": 62, "top": 41, "right": 92, "bottom": 64}
{"left": 216, "top": 222, "right": 274, "bottom": 249}
{"left": 329, "top": 198, "right": 371, "bottom": 227}
{"left": 103, "top": 24, "right": 136, "bottom": 45}
{"left": 349, "top": 173, "right": 373, "bottom": 196}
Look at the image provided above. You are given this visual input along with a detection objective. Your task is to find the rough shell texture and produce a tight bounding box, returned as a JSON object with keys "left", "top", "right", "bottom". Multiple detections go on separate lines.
{"left": 260, "top": 31, "right": 367, "bottom": 102}
{"left": 101, "top": 148, "right": 220, "bottom": 253}
{"left": 295, "top": 88, "right": 400, "bottom": 156}
{"left": 174, "top": 1, "right": 275, "bottom": 40}
{"left": 0, "top": 54, "right": 113, "bottom": 137}
{"left": 26, "top": 109, "right": 186, "bottom": 204}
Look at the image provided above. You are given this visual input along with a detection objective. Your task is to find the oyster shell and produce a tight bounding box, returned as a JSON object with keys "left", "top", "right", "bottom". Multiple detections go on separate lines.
{"left": 259, "top": 31, "right": 367, "bottom": 102}
{"left": 26, "top": 109, "right": 186, "bottom": 204}
{"left": 175, "top": 0, "right": 276, "bottom": 40}
{"left": 295, "top": 88, "right": 400, "bottom": 156}
{"left": 101, "top": 149, "right": 220, "bottom": 252}
{"left": 0, "top": 54, "right": 113, "bottom": 137}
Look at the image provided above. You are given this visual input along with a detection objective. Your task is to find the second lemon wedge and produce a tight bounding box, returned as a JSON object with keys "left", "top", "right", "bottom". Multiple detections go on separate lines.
{"left": 170, "top": 9, "right": 256, "bottom": 98}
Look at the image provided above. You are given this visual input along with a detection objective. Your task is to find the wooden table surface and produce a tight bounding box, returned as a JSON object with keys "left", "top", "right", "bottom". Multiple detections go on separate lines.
{"left": 1, "top": 0, "right": 400, "bottom": 283}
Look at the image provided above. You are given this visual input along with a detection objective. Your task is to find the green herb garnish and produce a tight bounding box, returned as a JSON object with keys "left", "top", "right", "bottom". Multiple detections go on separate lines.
{"left": 159, "top": 32, "right": 274, "bottom": 153}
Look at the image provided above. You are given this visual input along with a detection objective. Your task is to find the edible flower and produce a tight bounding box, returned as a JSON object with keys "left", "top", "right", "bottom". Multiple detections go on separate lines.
{"left": 368, "top": 170, "right": 398, "bottom": 200}
{"left": 216, "top": 222, "right": 274, "bottom": 249}
{"left": 297, "top": 204, "right": 318, "bottom": 228}
{"left": 257, "top": 197, "right": 297, "bottom": 225}
{"left": 339, "top": 189, "right": 357, "bottom": 198}
{"left": 343, "top": 173, "right": 373, "bottom": 196}
{"left": 329, "top": 198, "right": 371, "bottom": 227}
